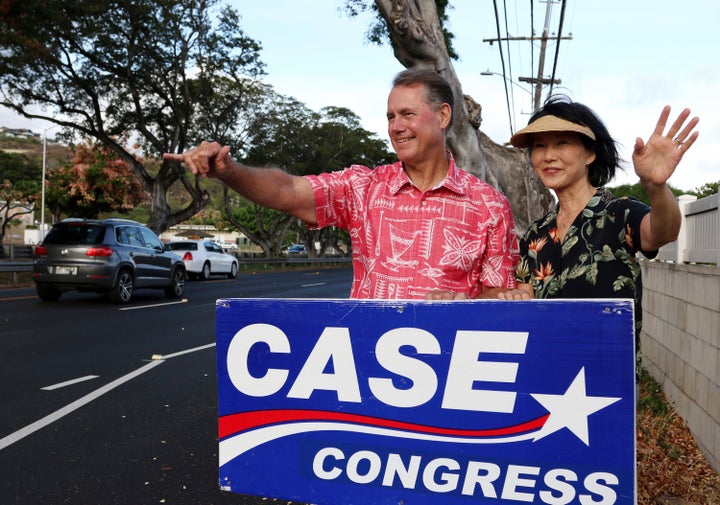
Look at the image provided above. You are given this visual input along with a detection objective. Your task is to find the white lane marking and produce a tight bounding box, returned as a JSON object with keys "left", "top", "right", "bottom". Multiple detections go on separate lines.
{"left": 41, "top": 375, "right": 100, "bottom": 391}
{"left": 118, "top": 299, "right": 188, "bottom": 311}
{"left": 151, "top": 343, "right": 215, "bottom": 361}
{"left": 301, "top": 282, "right": 327, "bottom": 288}
{"left": 0, "top": 360, "right": 164, "bottom": 451}
{"left": 0, "top": 342, "right": 216, "bottom": 452}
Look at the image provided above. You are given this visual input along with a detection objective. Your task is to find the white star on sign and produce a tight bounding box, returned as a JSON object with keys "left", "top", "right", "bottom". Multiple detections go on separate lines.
{"left": 530, "top": 367, "right": 621, "bottom": 445}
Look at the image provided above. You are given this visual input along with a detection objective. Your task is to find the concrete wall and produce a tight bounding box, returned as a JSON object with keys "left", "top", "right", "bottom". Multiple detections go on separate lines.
{"left": 640, "top": 260, "right": 720, "bottom": 473}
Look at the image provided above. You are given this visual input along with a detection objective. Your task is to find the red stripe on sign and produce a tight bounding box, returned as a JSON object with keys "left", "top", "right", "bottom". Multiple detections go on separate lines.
{"left": 218, "top": 409, "right": 549, "bottom": 440}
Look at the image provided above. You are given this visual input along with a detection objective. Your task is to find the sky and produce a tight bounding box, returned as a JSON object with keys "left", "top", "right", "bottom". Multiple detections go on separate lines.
{"left": 2, "top": 0, "right": 718, "bottom": 192}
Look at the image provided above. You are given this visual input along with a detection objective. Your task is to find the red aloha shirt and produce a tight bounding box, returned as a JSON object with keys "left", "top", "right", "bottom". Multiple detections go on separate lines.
{"left": 305, "top": 157, "right": 518, "bottom": 299}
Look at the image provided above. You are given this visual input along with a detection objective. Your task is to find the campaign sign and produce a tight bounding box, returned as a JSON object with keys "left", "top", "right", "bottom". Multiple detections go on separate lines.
{"left": 216, "top": 298, "right": 636, "bottom": 505}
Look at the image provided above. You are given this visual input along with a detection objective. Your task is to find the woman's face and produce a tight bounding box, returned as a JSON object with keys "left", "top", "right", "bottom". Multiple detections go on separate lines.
{"left": 529, "top": 131, "right": 597, "bottom": 192}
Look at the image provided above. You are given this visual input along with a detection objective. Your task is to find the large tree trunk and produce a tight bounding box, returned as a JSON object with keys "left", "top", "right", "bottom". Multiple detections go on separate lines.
{"left": 374, "top": 0, "right": 554, "bottom": 233}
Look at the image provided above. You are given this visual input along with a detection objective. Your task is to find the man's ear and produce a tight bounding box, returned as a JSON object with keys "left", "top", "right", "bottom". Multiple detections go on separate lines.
{"left": 438, "top": 103, "right": 452, "bottom": 129}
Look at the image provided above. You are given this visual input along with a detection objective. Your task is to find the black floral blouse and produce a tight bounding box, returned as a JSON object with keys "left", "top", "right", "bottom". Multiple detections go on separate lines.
{"left": 517, "top": 188, "right": 657, "bottom": 347}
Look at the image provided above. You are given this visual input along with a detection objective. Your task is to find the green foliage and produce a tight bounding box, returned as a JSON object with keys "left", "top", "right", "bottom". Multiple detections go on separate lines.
{"left": 244, "top": 94, "right": 395, "bottom": 175}
{"left": 226, "top": 198, "right": 295, "bottom": 256}
{"left": 609, "top": 179, "right": 717, "bottom": 205}
{"left": 608, "top": 182, "right": 684, "bottom": 205}
{"left": 0, "top": 0, "right": 266, "bottom": 232}
{"left": 637, "top": 368, "right": 670, "bottom": 417}
{"left": 231, "top": 92, "right": 394, "bottom": 255}
{"left": 311, "top": 106, "right": 397, "bottom": 170}
{"left": 0, "top": 149, "right": 42, "bottom": 241}
{"left": 690, "top": 181, "right": 718, "bottom": 199}
{"left": 0, "top": 150, "right": 41, "bottom": 195}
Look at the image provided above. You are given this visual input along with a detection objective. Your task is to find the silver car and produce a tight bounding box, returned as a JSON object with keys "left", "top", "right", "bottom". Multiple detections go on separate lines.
{"left": 33, "top": 218, "right": 186, "bottom": 303}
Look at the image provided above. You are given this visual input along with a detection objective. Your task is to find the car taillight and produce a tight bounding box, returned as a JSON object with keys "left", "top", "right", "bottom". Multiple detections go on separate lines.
{"left": 86, "top": 246, "right": 114, "bottom": 257}
{"left": 35, "top": 245, "right": 47, "bottom": 256}
{"left": 182, "top": 252, "right": 193, "bottom": 261}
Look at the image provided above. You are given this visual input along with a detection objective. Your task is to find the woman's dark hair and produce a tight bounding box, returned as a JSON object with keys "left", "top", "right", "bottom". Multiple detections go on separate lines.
{"left": 528, "top": 95, "right": 622, "bottom": 187}
{"left": 392, "top": 69, "right": 455, "bottom": 128}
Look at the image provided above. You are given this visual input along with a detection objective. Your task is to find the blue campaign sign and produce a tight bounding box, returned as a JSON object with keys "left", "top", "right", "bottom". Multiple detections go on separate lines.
{"left": 216, "top": 298, "right": 636, "bottom": 505}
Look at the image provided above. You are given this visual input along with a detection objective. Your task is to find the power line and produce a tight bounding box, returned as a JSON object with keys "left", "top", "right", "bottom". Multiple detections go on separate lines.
{"left": 491, "top": 0, "right": 515, "bottom": 134}
{"left": 484, "top": 1, "right": 573, "bottom": 130}
{"left": 549, "top": 0, "right": 569, "bottom": 96}
{"left": 501, "top": 0, "right": 517, "bottom": 133}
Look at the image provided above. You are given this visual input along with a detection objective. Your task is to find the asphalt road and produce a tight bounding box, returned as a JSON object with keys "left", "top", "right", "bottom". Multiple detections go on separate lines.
{"left": 0, "top": 267, "right": 353, "bottom": 505}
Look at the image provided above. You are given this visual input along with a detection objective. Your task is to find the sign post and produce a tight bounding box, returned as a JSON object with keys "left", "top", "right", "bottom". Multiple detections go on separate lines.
{"left": 216, "top": 298, "right": 636, "bottom": 505}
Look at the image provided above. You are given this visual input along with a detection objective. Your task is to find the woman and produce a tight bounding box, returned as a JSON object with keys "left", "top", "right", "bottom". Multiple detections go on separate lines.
{"left": 499, "top": 95, "right": 699, "bottom": 349}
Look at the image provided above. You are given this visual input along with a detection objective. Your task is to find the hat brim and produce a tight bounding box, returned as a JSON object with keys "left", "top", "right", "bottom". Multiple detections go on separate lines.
{"left": 510, "top": 115, "right": 596, "bottom": 148}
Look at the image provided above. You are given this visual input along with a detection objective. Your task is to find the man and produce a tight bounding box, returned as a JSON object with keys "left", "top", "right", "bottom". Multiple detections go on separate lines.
{"left": 164, "top": 69, "right": 518, "bottom": 299}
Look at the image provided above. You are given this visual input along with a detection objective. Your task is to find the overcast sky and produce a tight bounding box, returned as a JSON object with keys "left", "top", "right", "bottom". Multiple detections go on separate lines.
{"left": 2, "top": 1, "right": 717, "bottom": 192}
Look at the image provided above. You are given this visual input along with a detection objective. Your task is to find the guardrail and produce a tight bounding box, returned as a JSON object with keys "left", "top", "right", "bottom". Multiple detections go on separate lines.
{"left": 235, "top": 257, "right": 351, "bottom": 268}
{"left": 0, "top": 244, "right": 35, "bottom": 284}
{"left": 0, "top": 254, "right": 351, "bottom": 276}
{"left": 0, "top": 262, "right": 33, "bottom": 273}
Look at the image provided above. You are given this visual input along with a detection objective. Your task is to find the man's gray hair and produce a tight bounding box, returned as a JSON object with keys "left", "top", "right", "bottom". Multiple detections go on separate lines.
{"left": 392, "top": 69, "right": 454, "bottom": 128}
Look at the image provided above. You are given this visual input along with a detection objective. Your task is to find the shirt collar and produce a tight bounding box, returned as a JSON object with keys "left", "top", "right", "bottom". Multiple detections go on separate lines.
{"left": 549, "top": 187, "right": 612, "bottom": 221}
{"left": 388, "top": 153, "right": 466, "bottom": 195}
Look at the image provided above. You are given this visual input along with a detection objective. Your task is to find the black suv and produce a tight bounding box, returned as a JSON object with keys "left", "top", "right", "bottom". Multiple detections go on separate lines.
{"left": 33, "top": 218, "right": 186, "bottom": 303}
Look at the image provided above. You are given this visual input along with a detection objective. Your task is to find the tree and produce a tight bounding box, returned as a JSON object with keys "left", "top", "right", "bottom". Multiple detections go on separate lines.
{"left": 691, "top": 181, "right": 718, "bottom": 199}
{"left": 610, "top": 180, "right": 718, "bottom": 206}
{"left": 224, "top": 197, "right": 296, "bottom": 257}
{"left": 0, "top": 151, "right": 41, "bottom": 250}
{"left": 0, "top": 0, "right": 264, "bottom": 233}
{"left": 0, "top": 179, "right": 35, "bottom": 253}
{"left": 226, "top": 89, "right": 396, "bottom": 256}
{"left": 608, "top": 182, "right": 686, "bottom": 206}
{"left": 44, "top": 142, "right": 148, "bottom": 220}
{"left": 344, "top": 0, "right": 555, "bottom": 233}
{"left": 310, "top": 106, "right": 397, "bottom": 172}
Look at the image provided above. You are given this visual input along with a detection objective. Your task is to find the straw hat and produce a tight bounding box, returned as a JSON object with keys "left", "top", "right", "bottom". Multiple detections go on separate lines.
{"left": 509, "top": 115, "right": 596, "bottom": 148}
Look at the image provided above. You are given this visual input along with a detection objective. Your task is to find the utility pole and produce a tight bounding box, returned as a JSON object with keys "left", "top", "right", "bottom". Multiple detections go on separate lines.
{"left": 523, "top": 0, "right": 561, "bottom": 111}
{"left": 483, "top": 0, "right": 571, "bottom": 113}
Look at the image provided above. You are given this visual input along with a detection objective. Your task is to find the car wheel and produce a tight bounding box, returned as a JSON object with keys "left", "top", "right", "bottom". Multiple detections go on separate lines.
{"left": 228, "top": 262, "right": 238, "bottom": 279}
{"left": 36, "top": 284, "right": 62, "bottom": 302}
{"left": 109, "top": 269, "right": 134, "bottom": 304}
{"left": 165, "top": 268, "right": 186, "bottom": 298}
{"left": 200, "top": 262, "right": 211, "bottom": 280}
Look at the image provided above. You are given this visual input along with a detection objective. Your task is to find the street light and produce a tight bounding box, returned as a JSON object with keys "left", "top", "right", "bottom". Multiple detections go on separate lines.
{"left": 480, "top": 70, "right": 533, "bottom": 96}
{"left": 40, "top": 124, "right": 59, "bottom": 241}
{"left": 480, "top": 70, "right": 533, "bottom": 135}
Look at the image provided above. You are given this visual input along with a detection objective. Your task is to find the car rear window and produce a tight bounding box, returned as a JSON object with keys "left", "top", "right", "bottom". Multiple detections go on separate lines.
{"left": 44, "top": 224, "right": 106, "bottom": 245}
{"left": 167, "top": 242, "right": 198, "bottom": 251}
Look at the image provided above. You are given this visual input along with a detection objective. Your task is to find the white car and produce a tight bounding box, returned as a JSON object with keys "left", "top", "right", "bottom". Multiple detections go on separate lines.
{"left": 165, "top": 239, "right": 238, "bottom": 280}
{"left": 215, "top": 240, "right": 238, "bottom": 250}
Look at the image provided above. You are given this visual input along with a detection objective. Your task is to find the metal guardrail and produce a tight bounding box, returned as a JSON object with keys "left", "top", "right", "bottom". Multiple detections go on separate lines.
{"left": 0, "top": 262, "right": 33, "bottom": 273}
{"left": 0, "top": 245, "right": 35, "bottom": 281}
{"left": 236, "top": 257, "right": 351, "bottom": 267}
{"left": 0, "top": 255, "right": 351, "bottom": 275}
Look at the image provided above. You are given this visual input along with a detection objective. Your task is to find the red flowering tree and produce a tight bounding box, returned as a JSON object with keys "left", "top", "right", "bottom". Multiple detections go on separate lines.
{"left": 45, "top": 143, "right": 148, "bottom": 221}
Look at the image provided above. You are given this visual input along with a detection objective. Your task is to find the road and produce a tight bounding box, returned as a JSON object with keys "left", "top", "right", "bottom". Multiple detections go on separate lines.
{"left": 0, "top": 267, "right": 353, "bottom": 505}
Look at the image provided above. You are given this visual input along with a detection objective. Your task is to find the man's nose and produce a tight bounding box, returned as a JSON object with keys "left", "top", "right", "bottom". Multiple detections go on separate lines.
{"left": 388, "top": 118, "right": 404, "bottom": 133}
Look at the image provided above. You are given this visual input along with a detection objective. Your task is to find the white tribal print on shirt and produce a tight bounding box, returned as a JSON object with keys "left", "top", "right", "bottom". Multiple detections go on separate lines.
{"left": 306, "top": 158, "right": 518, "bottom": 299}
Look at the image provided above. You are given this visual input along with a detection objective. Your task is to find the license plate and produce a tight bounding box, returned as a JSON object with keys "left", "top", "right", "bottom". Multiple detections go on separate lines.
{"left": 55, "top": 266, "right": 77, "bottom": 275}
